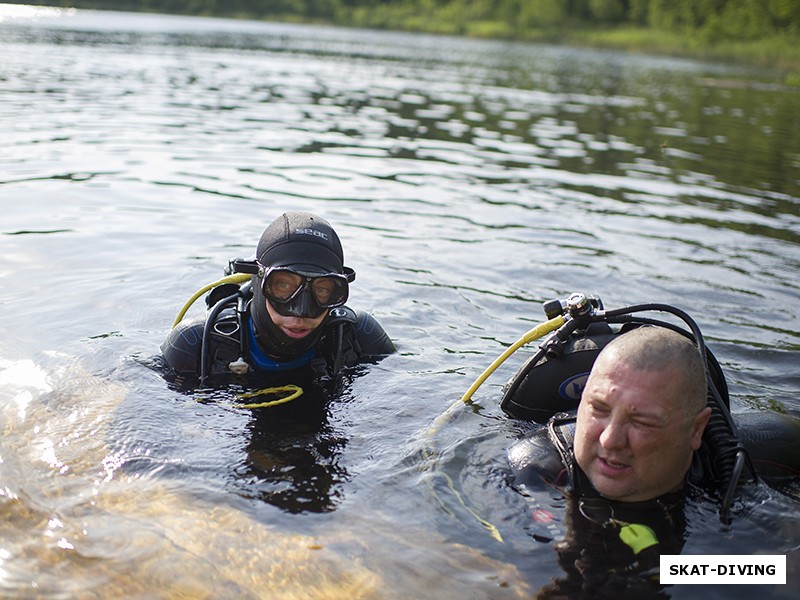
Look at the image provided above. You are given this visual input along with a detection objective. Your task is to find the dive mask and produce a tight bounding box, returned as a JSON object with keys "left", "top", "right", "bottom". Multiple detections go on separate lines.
{"left": 258, "top": 264, "right": 353, "bottom": 318}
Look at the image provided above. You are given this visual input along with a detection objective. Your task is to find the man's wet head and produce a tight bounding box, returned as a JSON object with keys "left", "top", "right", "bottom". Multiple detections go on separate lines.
{"left": 574, "top": 327, "right": 712, "bottom": 502}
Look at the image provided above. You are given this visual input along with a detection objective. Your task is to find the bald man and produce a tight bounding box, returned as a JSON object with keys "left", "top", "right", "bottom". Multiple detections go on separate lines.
{"left": 574, "top": 326, "right": 712, "bottom": 502}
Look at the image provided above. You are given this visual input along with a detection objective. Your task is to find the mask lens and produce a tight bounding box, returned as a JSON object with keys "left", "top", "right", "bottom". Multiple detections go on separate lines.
{"left": 310, "top": 276, "right": 347, "bottom": 307}
{"left": 264, "top": 270, "right": 304, "bottom": 301}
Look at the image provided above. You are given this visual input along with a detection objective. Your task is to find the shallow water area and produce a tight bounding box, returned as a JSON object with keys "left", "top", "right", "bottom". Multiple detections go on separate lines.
{"left": 1, "top": 5, "right": 799, "bottom": 598}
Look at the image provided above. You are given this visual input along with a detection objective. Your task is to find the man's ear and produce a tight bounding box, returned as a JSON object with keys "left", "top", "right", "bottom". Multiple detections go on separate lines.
{"left": 690, "top": 406, "right": 712, "bottom": 451}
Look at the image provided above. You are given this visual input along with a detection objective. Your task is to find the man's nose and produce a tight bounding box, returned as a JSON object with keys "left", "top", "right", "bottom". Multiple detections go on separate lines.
{"left": 598, "top": 419, "right": 628, "bottom": 450}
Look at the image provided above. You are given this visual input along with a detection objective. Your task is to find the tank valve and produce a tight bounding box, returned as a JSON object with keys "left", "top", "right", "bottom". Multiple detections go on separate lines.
{"left": 543, "top": 293, "right": 603, "bottom": 320}
{"left": 566, "top": 292, "right": 594, "bottom": 319}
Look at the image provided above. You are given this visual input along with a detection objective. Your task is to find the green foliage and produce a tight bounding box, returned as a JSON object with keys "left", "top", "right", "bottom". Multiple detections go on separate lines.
{"left": 3, "top": 0, "right": 798, "bottom": 67}
{"left": 588, "top": 0, "right": 626, "bottom": 23}
{"left": 8, "top": 0, "right": 797, "bottom": 38}
{"left": 518, "top": 0, "right": 569, "bottom": 29}
{"left": 628, "top": 0, "right": 650, "bottom": 25}
{"left": 769, "top": 0, "right": 800, "bottom": 25}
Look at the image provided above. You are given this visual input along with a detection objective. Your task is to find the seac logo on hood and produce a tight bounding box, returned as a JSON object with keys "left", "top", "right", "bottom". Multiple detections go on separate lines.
{"left": 294, "top": 227, "right": 329, "bottom": 240}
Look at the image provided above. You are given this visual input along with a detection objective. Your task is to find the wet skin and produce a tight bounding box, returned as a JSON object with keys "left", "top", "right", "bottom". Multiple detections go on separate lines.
{"left": 574, "top": 352, "right": 711, "bottom": 503}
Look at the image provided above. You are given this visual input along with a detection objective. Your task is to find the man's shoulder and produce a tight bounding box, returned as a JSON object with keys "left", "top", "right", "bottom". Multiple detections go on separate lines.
{"left": 160, "top": 318, "right": 205, "bottom": 374}
{"left": 508, "top": 423, "right": 570, "bottom": 489}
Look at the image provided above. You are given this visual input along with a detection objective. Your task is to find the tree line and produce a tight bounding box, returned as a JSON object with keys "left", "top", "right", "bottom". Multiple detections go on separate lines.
{"left": 6, "top": 1, "right": 799, "bottom": 43}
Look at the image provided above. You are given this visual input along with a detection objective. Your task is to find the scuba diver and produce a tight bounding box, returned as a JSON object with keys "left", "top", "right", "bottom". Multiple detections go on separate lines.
{"left": 160, "top": 211, "right": 395, "bottom": 389}
{"left": 509, "top": 326, "right": 709, "bottom": 598}
{"left": 158, "top": 212, "right": 395, "bottom": 514}
{"left": 459, "top": 293, "right": 799, "bottom": 597}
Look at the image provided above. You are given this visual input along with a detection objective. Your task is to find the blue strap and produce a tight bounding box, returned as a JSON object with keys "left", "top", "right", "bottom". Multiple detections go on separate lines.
{"left": 246, "top": 317, "right": 317, "bottom": 371}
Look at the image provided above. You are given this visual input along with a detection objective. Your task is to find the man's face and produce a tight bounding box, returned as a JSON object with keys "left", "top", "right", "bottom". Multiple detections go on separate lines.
{"left": 266, "top": 299, "right": 326, "bottom": 340}
{"left": 574, "top": 352, "right": 710, "bottom": 502}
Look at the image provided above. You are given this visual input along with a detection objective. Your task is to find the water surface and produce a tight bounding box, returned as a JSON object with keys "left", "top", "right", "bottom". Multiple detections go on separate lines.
{"left": 1, "top": 6, "right": 798, "bottom": 598}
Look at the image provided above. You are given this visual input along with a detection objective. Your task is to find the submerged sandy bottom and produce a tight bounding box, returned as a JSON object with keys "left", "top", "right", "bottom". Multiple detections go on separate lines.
{"left": 0, "top": 358, "right": 529, "bottom": 599}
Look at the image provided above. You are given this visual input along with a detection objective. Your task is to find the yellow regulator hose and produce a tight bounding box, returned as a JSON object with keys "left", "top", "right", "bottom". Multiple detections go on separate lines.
{"left": 460, "top": 314, "right": 565, "bottom": 404}
{"left": 195, "top": 385, "right": 304, "bottom": 410}
{"left": 172, "top": 273, "right": 251, "bottom": 328}
{"left": 235, "top": 385, "right": 304, "bottom": 409}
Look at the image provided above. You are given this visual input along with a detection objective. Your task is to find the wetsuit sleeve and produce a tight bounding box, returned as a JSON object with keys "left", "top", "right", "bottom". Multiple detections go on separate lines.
{"left": 160, "top": 318, "right": 204, "bottom": 375}
{"left": 507, "top": 426, "right": 566, "bottom": 489}
{"left": 352, "top": 309, "right": 395, "bottom": 357}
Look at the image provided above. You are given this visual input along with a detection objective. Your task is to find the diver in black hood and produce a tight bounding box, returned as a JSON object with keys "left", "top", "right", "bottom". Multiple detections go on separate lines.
{"left": 160, "top": 211, "right": 395, "bottom": 387}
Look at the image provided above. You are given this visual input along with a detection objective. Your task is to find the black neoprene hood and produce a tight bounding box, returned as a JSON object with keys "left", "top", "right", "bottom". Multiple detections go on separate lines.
{"left": 256, "top": 212, "right": 345, "bottom": 274}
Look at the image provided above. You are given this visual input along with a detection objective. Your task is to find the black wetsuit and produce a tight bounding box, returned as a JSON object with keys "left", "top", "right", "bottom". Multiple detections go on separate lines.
{"left": 160, "top": 283, "right": 394, "bottom": 386}
{"left": 510, "top": 414, "right": 689, "bottom": 599}
{"left": 158, "top": 281, "right": 394, "bottom": 513}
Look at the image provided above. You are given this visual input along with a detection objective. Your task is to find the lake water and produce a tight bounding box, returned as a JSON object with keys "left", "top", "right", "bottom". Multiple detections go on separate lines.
{"left": 1, "top": 5, "right": 798, "bottom": 599}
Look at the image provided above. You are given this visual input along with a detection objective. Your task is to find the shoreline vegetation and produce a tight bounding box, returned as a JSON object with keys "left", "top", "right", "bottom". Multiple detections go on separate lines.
{"left": 5, "top": 1, "right": 800, "bottom": 78}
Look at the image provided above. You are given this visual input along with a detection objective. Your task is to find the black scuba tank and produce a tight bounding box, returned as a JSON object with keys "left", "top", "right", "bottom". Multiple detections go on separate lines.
{"left": 500, "top": 321, "right": 616, "bottom": 423}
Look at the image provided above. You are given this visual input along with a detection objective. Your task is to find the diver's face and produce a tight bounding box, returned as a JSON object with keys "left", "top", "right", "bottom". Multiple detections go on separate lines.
{"left": 265, "top": 299, "right": 326, "bottom": 340}
{"left": 574, "top": 351, "right": 709, "bottom": 502}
